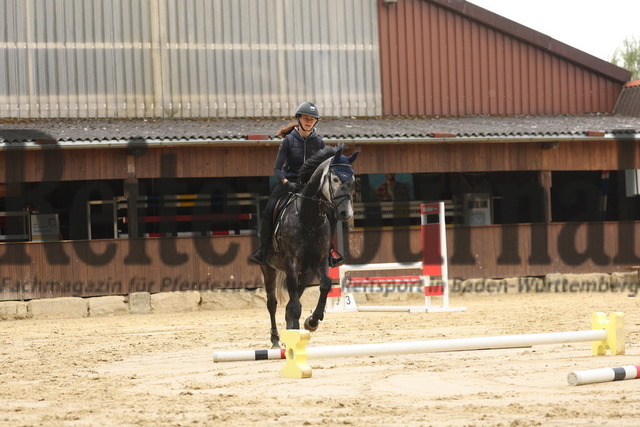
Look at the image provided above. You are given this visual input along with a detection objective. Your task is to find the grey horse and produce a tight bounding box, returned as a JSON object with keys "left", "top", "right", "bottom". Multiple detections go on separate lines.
{"left": 259, "top": 145, "right": 359, "bottom": 348}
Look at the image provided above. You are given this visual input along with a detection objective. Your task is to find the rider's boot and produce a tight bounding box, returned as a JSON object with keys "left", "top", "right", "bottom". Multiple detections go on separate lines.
{"left": 249, "top": 247, "right": 267, "bottom": 265}
{"left": 249, "top": 216, "right": 272, "bottom": 265}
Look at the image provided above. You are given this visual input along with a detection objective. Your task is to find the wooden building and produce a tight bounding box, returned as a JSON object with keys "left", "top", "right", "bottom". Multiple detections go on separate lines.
{"left": 0, "top": 0, "right": 638, "bottom": 301}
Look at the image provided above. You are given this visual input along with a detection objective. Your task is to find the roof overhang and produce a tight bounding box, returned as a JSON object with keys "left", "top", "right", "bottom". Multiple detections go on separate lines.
{"left": 1, "top": 133, "right": 639, "bottom": 150}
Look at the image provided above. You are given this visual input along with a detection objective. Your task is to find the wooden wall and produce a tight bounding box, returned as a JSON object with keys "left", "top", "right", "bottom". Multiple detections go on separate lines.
{"left": 378, "top": 0, "right": 629, "bottom": 116}
{"left": 2, "top": 222, "right": 640, "bottom": 301}
{"left": 1, "top": 138, "right": 638, "bottom": 184}
{"left": 0, "top": 235, "right": 261, "bottom": 301}
{"left": 347, "top": 221, "right": 640, "bottom": 277}
{"left": 0, "top": 145, "right": 279, "bottom": 183}
{"left": 353, "top": 138, "right": 639, "bottom": 175}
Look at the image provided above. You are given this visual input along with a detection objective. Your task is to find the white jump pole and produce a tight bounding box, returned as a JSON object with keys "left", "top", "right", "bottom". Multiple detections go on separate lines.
{"left": 306, "top": 330, "right": 606, "bottom": 359}
{"left": 212, "top": 330, "right": 605, "bottom": 363}
{"left": 568, "top": 364, "right": 640, "bottom": 386}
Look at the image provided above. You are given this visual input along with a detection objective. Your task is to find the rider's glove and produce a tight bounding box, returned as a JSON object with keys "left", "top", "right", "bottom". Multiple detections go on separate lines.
{"left": 285, "top": 181, "right": 301, "bottom": 193}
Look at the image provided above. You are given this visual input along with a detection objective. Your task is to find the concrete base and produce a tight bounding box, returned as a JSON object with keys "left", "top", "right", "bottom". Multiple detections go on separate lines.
{"left": 28, "top": 297, "right": 88, "bottom": 319}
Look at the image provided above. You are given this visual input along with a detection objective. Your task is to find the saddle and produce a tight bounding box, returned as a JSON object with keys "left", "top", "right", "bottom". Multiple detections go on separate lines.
{"left": 271, "top": 193, "right": 296, "bottom": 250}
{"left": 273, "top": 193, "right": 295, "bottom": 224}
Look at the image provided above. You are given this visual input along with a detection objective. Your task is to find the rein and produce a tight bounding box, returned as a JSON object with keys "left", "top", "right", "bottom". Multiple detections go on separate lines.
{"left": 293, "top": 172, "right": 333, "bottom": 217}
{"left": 292, "top": 191, "right": 331, "bottom": 237}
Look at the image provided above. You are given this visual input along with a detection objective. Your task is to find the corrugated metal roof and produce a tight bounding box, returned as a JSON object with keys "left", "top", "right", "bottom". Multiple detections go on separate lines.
{"left": 0, "top": 115, "right": 638, "bottom": 144}
{"left": 614, "top": 81, "right": 640, "bottom": 118}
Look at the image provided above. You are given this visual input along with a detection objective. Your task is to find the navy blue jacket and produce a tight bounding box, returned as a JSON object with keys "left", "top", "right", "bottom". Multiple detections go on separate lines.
{"left": 273, "top": 127, "right": 325, "bottom": 183}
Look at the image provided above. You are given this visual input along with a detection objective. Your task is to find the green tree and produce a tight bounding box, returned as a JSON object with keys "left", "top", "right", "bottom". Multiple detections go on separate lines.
{"left": 611, "top": 37, "right": 640, "bottom": 80}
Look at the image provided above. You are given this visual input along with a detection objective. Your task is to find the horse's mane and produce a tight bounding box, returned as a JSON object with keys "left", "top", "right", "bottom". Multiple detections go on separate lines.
{"left": 298, "top": 145, "right": 341, "bottom": 185}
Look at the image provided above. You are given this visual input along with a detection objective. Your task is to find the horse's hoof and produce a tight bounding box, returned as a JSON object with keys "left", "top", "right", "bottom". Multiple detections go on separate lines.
{"left": 304, "top": 316, "right": 319, "bottom": 332}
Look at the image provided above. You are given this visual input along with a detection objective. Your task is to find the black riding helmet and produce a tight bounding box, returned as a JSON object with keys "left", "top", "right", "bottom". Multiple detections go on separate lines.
{"left": 295, "top": 101, "right": 320, "bottom": 119}
{"left": 295, "top": 101, "right": 320, "bottom": 132}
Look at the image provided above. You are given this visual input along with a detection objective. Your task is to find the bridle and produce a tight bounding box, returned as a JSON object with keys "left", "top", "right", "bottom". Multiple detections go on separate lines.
{"left": 294, "top": 162, "right": 354, "bottom": 220}
{"left": 328, "top": 162, "right": 354, "bottom": 209}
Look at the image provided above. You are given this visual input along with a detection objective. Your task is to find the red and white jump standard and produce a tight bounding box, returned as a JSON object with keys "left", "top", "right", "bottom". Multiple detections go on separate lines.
{"left": 327, "top": 202, "right": 465, "bottom": 313}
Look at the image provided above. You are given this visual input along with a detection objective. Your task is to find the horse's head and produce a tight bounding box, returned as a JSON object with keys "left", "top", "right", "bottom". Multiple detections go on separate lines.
{"left": 298, "top": 145, "right": 359, "bottom": 221}
{"left": 321, "top": 148, "right": 359, "bottom": 221}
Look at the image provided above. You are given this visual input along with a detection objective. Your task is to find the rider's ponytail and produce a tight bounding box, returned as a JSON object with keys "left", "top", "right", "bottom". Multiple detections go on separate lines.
{"left": 277, "top": 123, "right": 297, "bottom": 138}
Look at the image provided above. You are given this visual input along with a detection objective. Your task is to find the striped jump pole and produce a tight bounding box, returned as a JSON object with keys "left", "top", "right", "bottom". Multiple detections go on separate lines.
{"left": 212, "top": 312, "right": 625, "bottom": 379}
{"left": 213, "top": 348, "right": 285, "bottom": 363}
{"left": 568, "top": 364, "right": 640, "bottom": 386}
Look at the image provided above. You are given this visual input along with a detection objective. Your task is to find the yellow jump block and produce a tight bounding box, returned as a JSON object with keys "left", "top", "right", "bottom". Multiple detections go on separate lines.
{"left": 591, "top": 311, "right": 625, "bottom": 355}
{"left": 281, "top": 329, "right": 312, "bottom": 379}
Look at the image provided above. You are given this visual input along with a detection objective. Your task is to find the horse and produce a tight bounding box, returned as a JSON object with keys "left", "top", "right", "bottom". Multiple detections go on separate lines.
{"left": 260, "top": 145, "right": 358, "bottom": 348}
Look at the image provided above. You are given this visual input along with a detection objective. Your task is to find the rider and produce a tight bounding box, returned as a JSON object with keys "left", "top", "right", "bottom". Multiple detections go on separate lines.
{"left": 249, "top": 101, "right": 344, "bottom": 267}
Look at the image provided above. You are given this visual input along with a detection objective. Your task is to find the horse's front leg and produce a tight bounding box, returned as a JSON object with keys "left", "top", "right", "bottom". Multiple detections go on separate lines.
{"left": 284, "top": 272, "right": 302, "bottom": 330}
{"left": 262, "top": 266, "right": 280, "bottom": 348}
{"left": 304, "top": 263, "right": 332, "bottom": 332}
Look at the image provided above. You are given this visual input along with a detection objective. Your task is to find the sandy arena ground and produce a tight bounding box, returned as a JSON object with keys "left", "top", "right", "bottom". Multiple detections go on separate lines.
{"left": 1, "top": 290, "right": 639, "bottom": 427}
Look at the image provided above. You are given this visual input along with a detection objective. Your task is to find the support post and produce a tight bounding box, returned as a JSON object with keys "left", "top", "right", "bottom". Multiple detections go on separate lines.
{"left": 124, "top": 155, "right": 139, "bottom": 238}
{"left": 539, "top": 170, "right": 552, "bottom": 223}
{"left": 281, "top": 330, "right": 312, "bottom": 379}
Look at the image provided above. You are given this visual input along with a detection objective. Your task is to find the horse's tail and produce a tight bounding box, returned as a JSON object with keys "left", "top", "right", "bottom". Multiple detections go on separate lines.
{"left": 275, "top": 271, "right": 288, "bottom": 304}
